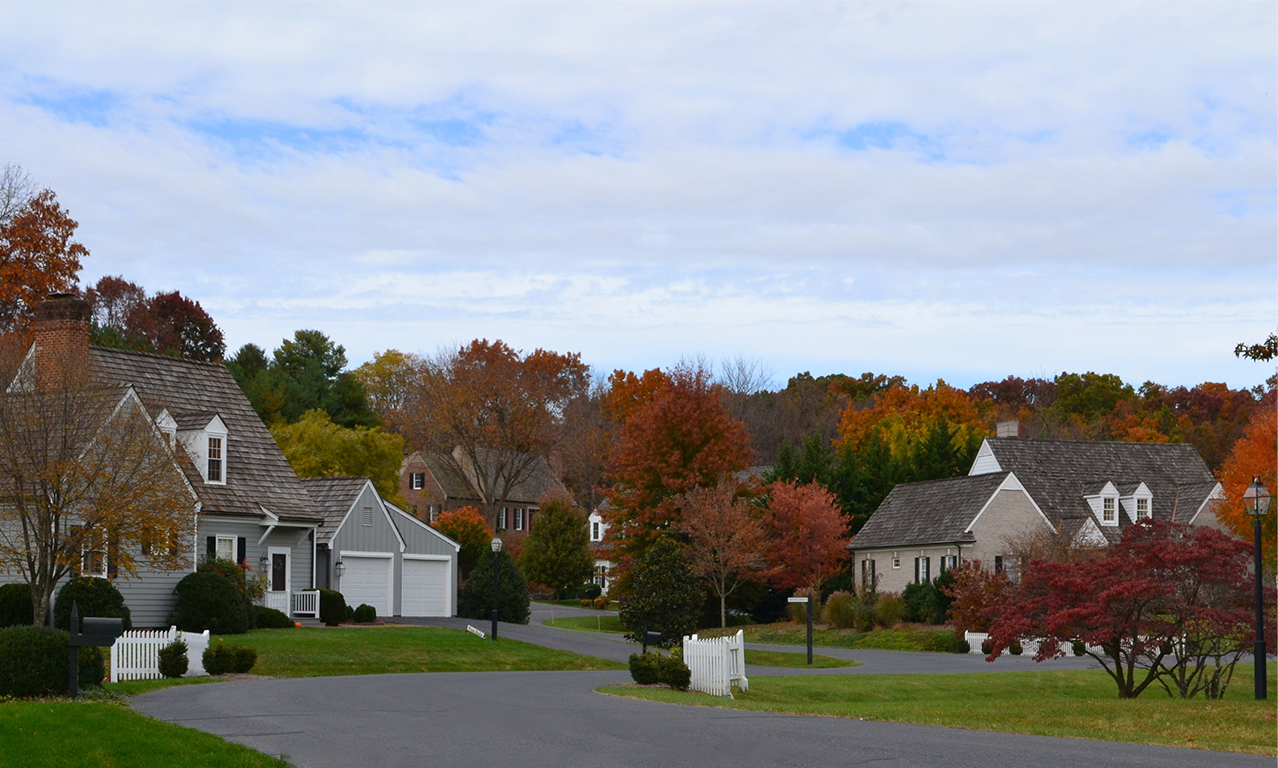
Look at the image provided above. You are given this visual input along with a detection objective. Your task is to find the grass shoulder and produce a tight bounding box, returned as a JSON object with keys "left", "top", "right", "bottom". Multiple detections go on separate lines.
{"left": 701, "top": 622, "right": 956, "bottom": 652}
{"left": 543, "top": 615, "right": 626, "bottom": 634}
{"left": 599, "top": 664, "right": 1278, "bottom": 756}
{"left": 745, "top": 650, "right": 856, "bottom": 668}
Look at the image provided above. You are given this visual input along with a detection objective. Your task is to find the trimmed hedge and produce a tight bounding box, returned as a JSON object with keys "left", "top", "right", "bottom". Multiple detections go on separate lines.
{"left": 254, "top": 606, "right": 294, "bottom": 629}
{"left": 202, "top": 642, "right": 255, "bottom": 675}
{"left": 158, "top": 639, "right": 188, "bottom": 678}
{"left": 232, "top": 645, "right": 257, "bottom": 673}
{"left": 628, "top": 652, "right": 661, "bottom": 685}
{"left": 319, "top": 589, "right": 346, "bottom": 626}
{"left": 0, "top": 626, "right": 103, "bottom": 697}
{"left": 0, "top": 582, "right": 33, "bottom": 628}
{"left": 1072, "top": 639, "right": 1087, "bottom": 657}
{"left": 657, "top": 653, "right": 691, "bottom": 691}
{"left": 54, "top": 577, "right": 132, "bottom": 632}
{"left": 172, "top": 572, "right": 248, "bottom": 635}
{"left": 353, "top": 604, "right": 376, "bottom": 623}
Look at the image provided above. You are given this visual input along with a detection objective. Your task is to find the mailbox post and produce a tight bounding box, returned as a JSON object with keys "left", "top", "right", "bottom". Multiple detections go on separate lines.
{"left": 67, "top": 601, "right": 125, "bottom": 698}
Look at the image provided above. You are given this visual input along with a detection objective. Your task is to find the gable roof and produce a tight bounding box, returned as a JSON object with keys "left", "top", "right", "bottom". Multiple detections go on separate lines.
{"left": 974, "top": 437, "right": 1217, "bottom": 533}
{"left": 409, "top": 449, "right": 569, "bottom": 506}
{"left": 849, "top": 472, "right": 1009, "bottom": 550}
{"left": 299, "top": 476, "right": 371, "bottom": 544}
{"left": 89, "top": 347, "right": 321, "bottom": 522}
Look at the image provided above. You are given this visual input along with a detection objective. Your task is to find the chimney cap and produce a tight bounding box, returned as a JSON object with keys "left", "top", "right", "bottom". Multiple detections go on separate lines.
{"left": 995, "top": 420, "right": 1020, "bottom": 438}
{"left": 33, "top": 292, "right": 90, "bottom": 324}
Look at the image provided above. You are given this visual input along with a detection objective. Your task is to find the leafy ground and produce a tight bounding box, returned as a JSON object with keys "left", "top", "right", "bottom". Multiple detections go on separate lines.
{"left": 543, "top": 615, "right": 627, "bottom": 633}
{"left": 745, "top": 649, "right": 857, "bottom": 668}
{"left": 0, "top": 700, "right": 289, "bottom": 767}
{"left": 700, "top": 622, "right": 955, "bottom": 652}
{"left": 601, "top": 664, "right": 1278, "bottom": 755}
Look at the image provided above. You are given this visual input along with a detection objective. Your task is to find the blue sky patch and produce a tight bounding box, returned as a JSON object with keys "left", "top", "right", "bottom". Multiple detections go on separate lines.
{"left": 187, "top": 117, "right": 371, "bottom": 158}
{"left": 18, "top": 85, "right": 120, "bottom": 127}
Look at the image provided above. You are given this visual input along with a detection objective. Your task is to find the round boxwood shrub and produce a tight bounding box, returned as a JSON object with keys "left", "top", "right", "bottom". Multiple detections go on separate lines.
{"left": 0, "top": 626, "right": 103, "bottom": 697}
{"left": 232, "top": 645, "right": 257, "bottom": 673}
{"left": 158, "top": 639, "right": 189, "bottom": 678}
{"left": 628, "top": 652, "right": 661, "bottom": 685}
{"left": 54, "top": 577, "right": 131, "bottom": 632}
{"left": 0, "top": 582, "right": 33, "bottom": 628}
{"left": 955, "top": 639, "right": 971, "bottom": 654}
{"left": 1072, "top": 639, "right": 1087, "bottom": 657}
{"left": 203, "top": 643, "right": 234, "bottom": 675}
{"left": 254, "top": 606, "right": 294, "bottom": 629}
{"left": 172, "top": 572, "right": 248, "bottom": 635}
{"left": 1009, "top": 641, "right": 1024, "bottom": 656}
{"left": 657, "top": 653, "right": 691, "bottom": 691}
{"left": 318, "top": 589, "right": 346, "bottom": 627}
{"left": 980, "top": 639, "right": 994, "bottom": 655}
{"left": 353, "top": 604, "right": 376, "bottom": 624}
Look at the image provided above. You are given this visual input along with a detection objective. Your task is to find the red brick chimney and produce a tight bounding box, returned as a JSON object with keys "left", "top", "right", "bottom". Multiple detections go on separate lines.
{"left": 33, "top": 293, "right": 91, "bottom": 381}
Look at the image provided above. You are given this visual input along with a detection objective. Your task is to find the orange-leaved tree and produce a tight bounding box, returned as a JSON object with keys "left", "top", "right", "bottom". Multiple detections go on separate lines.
{"left": 1217, "top": 398, "right": 1276, "bottom": 572}
{"left": 681, "top": 483, "right": 768, "bottom": 627}
{"left": 837, "top": 380, "right": 988, "bottom": 472}
{"left": 603, "top": 364, "right": 752, "bottom": 567}
{"left": 0, "top": 168, "right": 88, "bottom": 332}
{"left": 432, "top": 506, "right": 494, "bottom": 577}
{"left": 761, "top": 481, "right": 848, "bottom": 592}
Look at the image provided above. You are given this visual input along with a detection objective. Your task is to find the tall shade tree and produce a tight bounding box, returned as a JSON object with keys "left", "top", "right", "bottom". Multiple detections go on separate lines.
{"left": 837, "top": 380, "right": 988, "bottom": 466}
{"left": 520, "top": 497, "right": 594, "bottom": 599}
{"left": 408, "top": 339, "right": 589, "bottom": 525}
{"left": 1217, "top": 400, "right": 1277, "bottom": 572}
{"left": 760, "top": 481, "right": 849, "bottom": 592}
{"left": 617, "top": 535, "right": 704, "bottom": 648}
{"left": 0, "top": 333, "right": 195, "bottom": 624}
{"left": 227, "top": 330, "right": 377, "bottom": 428}
{"left": 0, "top": 169, "right": 88, "bottom": 332}
{"left": 270, "top": 409, "right": 408, "bottom": 508}
{"left": 85, "top": 276, "right": 226, "bottom": 362}
{"left": 353, "top": 349, "right": 426, "bottom": 437}
{"left": 431, "top": 506, "right": 494, "bottom": 577}
{"left": 680, "top": 483, "right": 768, "bottom": 628}
{"left": 603, "top": 364, "right": 752, "bottom": 566}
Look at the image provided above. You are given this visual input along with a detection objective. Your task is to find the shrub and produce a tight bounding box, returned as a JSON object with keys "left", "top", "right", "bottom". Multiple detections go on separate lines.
{"left": 922, "top": 632, "right": 963, "bottom": 653}
{"left": 1009, "top": 641, "right": 1023, "bottom": 656}
{"left": 254, "top": 606, "right": 294, "bottom": 629}
{"left": 821, "top": 591, "right": 857, "bottom": 629}
{"left": 928, "top": 570, "right": 956, "bottom": 624}
{"left": 0, "top": 583, "right": 33, "bottom": 628}
{"left": 458, "top": 550, "right": 531, "bottom": 625}
{"left": 580, "top": 583, "right": 602, "bottom": 600}
{"left": 785, "top": 588, "right": 822, "bottom": 624}
{"left": 980, "top": 639, "right": 993, "bottom": 655}
{"left": 955, "top": 639, "right": 971, "bottom": 654}
{"left": 593, "top": 596, "right": 608, "bottom": 610}
{"left": 1072, "top": 639, "right": 1087, "bottom": 657}
{"left": 0, "top": 626, "right": 102, "bottom": 697}
{"left": 319, "top": 589, "right": 346, "bottom": 627}
{"left": 232, "top": 645, "right": 257, "bottom": 673}
{"left": 579, "top": 599, "right": 592, "bottom": 608}
{"left": 658, "top": 653, "right": 691, "bottom": 691}
{"left": 172, "top": 572, "right": 247, "bottom": 635}
{"left": 852, "top": 600, "right": 877, "bottom": 632}
{"left": 345, "top": 605, "right": 355, "bottom": 622}
{"left": 158, "top": 639, "right": 188, "bottom": 678}
{"left": 203, "top": 643, "right": 235, "bottom": 675}
{"left": 54, "top": 577, "right": 132, "bottom": 632}
{"left": 619, "top": 536, "right": 703, "bottom": 647}
{"left": 628, "top": 652, "right": 661, "bottom": 685}
{"left": 353, "top": 604, "right": 377, "bottom": 623}
{"left": 901, "top": 582, "right": 931, "bottom": 623}
{"left": 875, "top": 593, "right": 906, "bottom": 627}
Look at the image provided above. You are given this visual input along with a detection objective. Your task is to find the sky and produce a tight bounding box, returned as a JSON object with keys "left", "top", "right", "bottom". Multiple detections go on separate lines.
{"left": 1, "top": 2, "right": 1274, "bottom": 391}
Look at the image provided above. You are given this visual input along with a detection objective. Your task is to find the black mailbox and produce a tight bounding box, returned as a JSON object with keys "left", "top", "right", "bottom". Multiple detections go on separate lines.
{"left": 642, "top": 630, "right": 662, "bottom": 653}
{"left": 74, "top": 617, "right": 124, "bottom": 648}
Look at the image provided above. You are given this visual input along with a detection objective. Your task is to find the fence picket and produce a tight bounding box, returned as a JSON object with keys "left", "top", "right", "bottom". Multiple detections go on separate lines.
{"left": 681, "top": 630, "right": 748, "bottom": 698}
{"left": 109, "top": 627, "right": 211, "bottom": 682}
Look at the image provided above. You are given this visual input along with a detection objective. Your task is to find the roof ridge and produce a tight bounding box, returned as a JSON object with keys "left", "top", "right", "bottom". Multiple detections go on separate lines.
{"left": 92, "top": 345, "right": 227, "bottom": 369}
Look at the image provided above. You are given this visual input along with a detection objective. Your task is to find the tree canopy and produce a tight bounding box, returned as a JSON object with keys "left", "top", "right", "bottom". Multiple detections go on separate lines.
{"left": 270, "top": 409, "right": 407, "bottom": 508}
{"left": 227, "top": 330, "right": 378, "bottom": 428}
{"left": 519, "top": 498, "right": 594, "bottom": 599}
{"left": 0, "top": 166, "right": 87, "bottom": 332}
{"left": 85, "top": 276, "right": 226, "bottom": 362}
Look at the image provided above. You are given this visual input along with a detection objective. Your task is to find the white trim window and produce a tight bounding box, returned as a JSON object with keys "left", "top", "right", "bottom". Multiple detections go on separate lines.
{"left": 215, "top": 535, "right": 235, "bottom": 563}
{"left": 1136, "top": 497, "right": 1151, "bottom": 520}
{"left": 891, "top": 555, "right": 901, "bottom": 570}
{"left": 207, "top": 435, "right": 224, "bottom": 484}
{"left": 428, "top": 504, "right": 440, "bottom": 523}
{"left": 514, "top": 507, "right": 525, "bottom": 531}
{"left": 591, "top": 520, "right": 601, "bottom": 542}
{"left": 410, "top": 472, "right": 425, "bottom": 490}
{"left": 1102, "top": 496, "right": 1118, "bottom": 525}
{"left": 497, "top": 507, "right": 508, "bottom": 530}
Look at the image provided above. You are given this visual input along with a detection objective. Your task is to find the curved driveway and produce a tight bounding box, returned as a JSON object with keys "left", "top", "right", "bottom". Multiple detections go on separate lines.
{"left": 133, "top": 607, "right": 1269, "bottom": 768}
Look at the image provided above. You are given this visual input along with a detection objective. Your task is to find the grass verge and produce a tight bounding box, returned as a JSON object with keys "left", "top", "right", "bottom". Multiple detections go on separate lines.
{"left": 600, "top": 664, "right": 1278, "bottom": 755}
{"left": 543, "top": 615, "right": 627, "bottom": 633}
{"left": 745, "top": 649, "right": 857, "bottom": 668}
{"left": 701, "top": 623, "right": 955, "bottom": 652}
{"left": 0, "top": 700, "right": 289, "bottom": 767}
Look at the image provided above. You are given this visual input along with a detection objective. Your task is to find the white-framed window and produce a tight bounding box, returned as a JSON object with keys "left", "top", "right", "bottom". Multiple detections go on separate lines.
{"left": 215, "top": 535, "right": 235, "bottom": 562}
{"left": 591, "top": 520, "right": 601, "bottom": 541}
{"left": 207, "top": 435, "right": 224, "bottom": 483}
{"left": 1102, "top": 496, "right": 1117, "bottom": 525}
{"left": 410, "top": 472, "right": 425, "bottom": 490}
{"left": 892, "top": 556, "right": 901, "bottom": 569}
{"left": 428, "top": 504, "right": 440, "bottom": 523}
{"left": 514, "top": 508, "right": 525, "bottom": 531}
{"left": 361, "top": 505, "right": 373, "bottom": 526}
{"left": 941, "top": 555, "right": 957, "bottom": 572}
{"left": 497, "top": 507, "right": 508, "bottom": 530}
{"left": 1136, "top": 497, "right": 1151, "bottom": 520}
{"left": 70, "top": 526, "right": 108, "bottom": 578}
{"left": 915, "top": 557, "right": 931, "bottom": 583}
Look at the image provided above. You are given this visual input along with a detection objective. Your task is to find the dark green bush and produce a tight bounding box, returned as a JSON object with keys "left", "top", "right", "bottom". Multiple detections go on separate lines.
{"left": 232, "top": 645, "right": 257, "bottom": 673}
{"left": 901, "top": 582, "right": 931, "bottom": 623}
{"left": 1072, "top": 639, "right": 1086, "bottom": 657}
{"left": 579, "top": 582, "right": 601, "bottom": 600}
{"left": 254, "top": 606, "right": 294, "bottom": 629}
{"left": 353, "top": 604, "right": 377, "bottom": 623}
{"left": 980, "top": 639, "right": 993, "bottom": 655}
{"left": 203, "top": 643, "right": 235, "bottom": 675}
{"left": 928, "top": 570, "right": 956, "bottom": 624}
{"left": 197, "top": 558, "right": 259, "bottom": 631}
{"left": 158, "top": 639, "right": 188, "bottom": 678}
{"left": 0, "top": 626, "right": 102, "bottom": 697}
{"left": 345, "top": 605, "right": 355, "bottom": 622}
{"left": 628, "top": 652, "right": 661, "bottom": 685}
{"left": 0, "top": 583, "right": 33, "bottom": 628}
{"left": 172, "top": 572, "right": 247, "bottom": 635}
{"left": 319, "top": 589, "right": 346, "bottom": 626}
{"left": 922, "top": 632, "right": 963, "bottom": 653}
{"left": 458, "top": 550, "right": 531, "bottom": 625}
{"left": 657, "top": 653, "right": 691, "bottom": 691}
{"left": 955, "top": 639, "right": 971, "bottom": 654}
{"left": 619, "top": 536, "right": 702, "bottom": 648}
{"left": 54, "top": 577, "right": 131, "bottom": 632}
{"left": 1009, "top": 641, "right": 1023, "bottom": 656}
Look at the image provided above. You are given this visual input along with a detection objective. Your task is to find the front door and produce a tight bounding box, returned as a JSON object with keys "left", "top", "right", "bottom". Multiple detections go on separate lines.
{"left": 271, "top": 553, "right": 287, "bottom": 592}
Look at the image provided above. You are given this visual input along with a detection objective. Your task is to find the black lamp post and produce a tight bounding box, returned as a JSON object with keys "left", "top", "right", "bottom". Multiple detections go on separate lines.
{"left": 490, "top": 536, "right": 503, "bottom": 641}
{"left": 1243, "top": 477, "right": 1270, "bottom": 701}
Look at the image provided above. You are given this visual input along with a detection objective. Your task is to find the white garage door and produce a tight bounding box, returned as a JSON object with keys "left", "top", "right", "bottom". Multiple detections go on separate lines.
{"left": 341, "top": 554, "right": 392, "bottom": 616}
{"left": 401, "top": 557, "right": 450, "bottom": 617}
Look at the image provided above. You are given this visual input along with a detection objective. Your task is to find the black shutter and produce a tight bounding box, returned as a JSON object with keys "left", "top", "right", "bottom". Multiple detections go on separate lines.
{"left": 206, "top": 536, "right": 216, "bottom": 558}
{"left": 914, "top": 557, "right": 920, "bottom": 583}
{"left": 237, "top": 537, "right": 246, "bottom": 566}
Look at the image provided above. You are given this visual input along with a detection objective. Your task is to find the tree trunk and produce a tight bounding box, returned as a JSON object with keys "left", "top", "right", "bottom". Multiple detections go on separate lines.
{"left": 720, "top": 592, "right": 727, "bottom": 628}
{"left": 31, "top": 579, "right": 52, "bottom": 627}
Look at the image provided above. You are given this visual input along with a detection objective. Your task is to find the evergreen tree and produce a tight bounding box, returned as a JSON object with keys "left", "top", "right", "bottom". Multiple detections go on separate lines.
{"left": 520, "top": 499, "right": 594, "bottom": 599}
{"left": 458, "top": 549, "right": 530, "bottom": 624}
{"left": 618, "top": 535, "right": 705, "bottom": 647}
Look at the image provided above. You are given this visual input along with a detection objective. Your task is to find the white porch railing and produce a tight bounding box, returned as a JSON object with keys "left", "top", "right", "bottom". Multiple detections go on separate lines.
{"left": 292, "top": 589, "right": 320, "bottom": 617}
{"left": 263, "top": 590, "right": 290, "bottom": 614}
{"left": 110, "top": 627, "right": 210, "bottom": 683}
{"left": 682, "top": 630, "right": 749, "bottom": 698}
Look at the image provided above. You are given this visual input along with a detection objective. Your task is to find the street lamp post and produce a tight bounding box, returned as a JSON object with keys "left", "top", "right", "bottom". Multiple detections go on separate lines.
{"left": 1243, "top": 477, "right": 1270, "bottom": 701}
{"left": 490, "top": 537, "right": 503, "bottom": 641}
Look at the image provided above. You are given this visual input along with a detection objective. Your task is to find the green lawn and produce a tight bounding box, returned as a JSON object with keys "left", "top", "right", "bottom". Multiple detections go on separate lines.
{"left": 700, "top": 622, "right": 954, "bottom": 652}
{"left": 543, "top": 615, "right": 627, "bottom": 633}
{"left": 0, "top": 700, "right": 288, "bottom": 767}
{"left": 745, "top": 649, "right": 857, "bottom": 668}
{"left": 601, "top": 664, "right": 1278, "bottom": 755}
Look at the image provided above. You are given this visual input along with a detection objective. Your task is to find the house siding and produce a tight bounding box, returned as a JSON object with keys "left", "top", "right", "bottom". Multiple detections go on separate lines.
{"left": 330, "top": 484, "right": 403, "bottom": 613}
{"left": 965, "top": 488, "right": 1050, "bottom": 565}
{"left": 391, "top": 507, "right": 459, "bottom": 616}
{"left": 853, "top": 546, "right": 964, "bottom": 595}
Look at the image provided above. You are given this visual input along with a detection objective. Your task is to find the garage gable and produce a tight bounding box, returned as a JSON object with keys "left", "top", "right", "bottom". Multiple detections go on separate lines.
{"left": 330, "top": 480, "right": 406, "bottom": 555}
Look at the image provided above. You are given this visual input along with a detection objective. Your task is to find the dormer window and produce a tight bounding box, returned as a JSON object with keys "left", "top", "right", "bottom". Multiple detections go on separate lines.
{"left": 1102, "top": 496, "right": 1117, "bottom": 525}
{"left": 591, "top": 520, "right": 601, "bottom": 541}
{"left": 207, "top": 436, "right": 224, "bottom": 483}
{"left": 1136, "top": 497, "right": 1150, "bottom": 520}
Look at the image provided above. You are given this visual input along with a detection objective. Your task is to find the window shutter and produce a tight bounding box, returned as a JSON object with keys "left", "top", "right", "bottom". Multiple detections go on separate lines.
{"left": 206, "top": 536, "right": 216, "bottom": 558}
{"left": 237, "top": 537, "right": 246, "bottom": 565}
{"left": 914, "top": 557, "right": 920, "bottom": 583}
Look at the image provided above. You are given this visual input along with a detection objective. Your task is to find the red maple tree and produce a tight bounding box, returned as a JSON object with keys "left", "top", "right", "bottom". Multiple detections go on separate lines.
{"left": 760, "top": 481, "right": 848, "bottom": 592}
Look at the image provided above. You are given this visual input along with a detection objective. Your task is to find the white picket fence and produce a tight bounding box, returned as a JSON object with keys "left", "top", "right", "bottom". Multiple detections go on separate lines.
{"left": 682, "top": 630, "right": 749, "bottom": 698}
{"left": 109, "top": 627, "right": 211, "bottom": 683}
{"left": 292, "top": 589, "right": 320, "bottom": 617}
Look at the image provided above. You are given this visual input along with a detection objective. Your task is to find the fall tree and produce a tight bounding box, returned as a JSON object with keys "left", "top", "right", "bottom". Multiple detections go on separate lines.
{"left": 85, "top": 276, "right": 226, "bottom": 362}
{"left": 838, "top": 380, "right": 988, "bottom": 460}
{"left": 1217, "top": 399, "right": 1277, "bottom": 571}
{"left": 353, "top": 349, "right": 426, "bottom": 437}
{"left": 519, "top": 497, "right": 594, "bottom": 599}
{"left": 0, "top": 167, "right": 88, "bottom": 332}
{"left": 759, "top": 481, "right": 848, "bottom": 591}
{"left": 408, "top": 339, "right": 589, "bottom": 526}
{"left": 941, "top": 559, "right": 1011, "bottom": 634}
{"left": 270, "top": 409, "right": 408, "bottom": 508}
{"left": 432, "top": 506, "right": 494, "bottom": 577}
{"left": 603, "top": 364, "right": 752, "bottom": 565}
{"left": 0, "top": 329, "right": 195, "bottom": 624}
{"left": 680, "top": 483, "right": 768, "bottom": 628}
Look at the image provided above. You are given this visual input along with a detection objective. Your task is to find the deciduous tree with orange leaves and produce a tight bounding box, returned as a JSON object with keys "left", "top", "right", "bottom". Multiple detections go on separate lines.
{"left": 837, "top": 380, "right": 988, "bottom": 470}
{"left": 761, "top": 481, "right": 848, "bottom": 592}
{"left": 431, "top": 506, "right": 494, "bottom": 577}
{"left": 681, "top": 483, "right": 768, "bottom": 627}
{"left": 0, "top": 166, "right": 88, "bottom": 331}
{"left": 1217, "top": 397, "right": 1276, "bottom": 572}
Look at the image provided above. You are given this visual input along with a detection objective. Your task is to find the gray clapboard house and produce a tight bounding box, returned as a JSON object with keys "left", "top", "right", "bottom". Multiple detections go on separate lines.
{"left": 303, "top": 477, "right": 459, "bottom": 617}
{"left": 0, "top": 295, "right": 324, "bottom": 626}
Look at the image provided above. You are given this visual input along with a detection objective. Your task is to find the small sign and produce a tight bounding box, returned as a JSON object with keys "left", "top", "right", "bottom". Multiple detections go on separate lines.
{"left": 787, "top": 597, "right": 811, "bottom": 603}
{"left": 466, "top": 625, "right": 486, "bottom": 639}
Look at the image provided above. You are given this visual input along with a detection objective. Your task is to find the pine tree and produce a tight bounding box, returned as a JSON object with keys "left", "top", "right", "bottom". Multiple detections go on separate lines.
{"left": 521, "top": 499, "right": 594, "bottom": 599}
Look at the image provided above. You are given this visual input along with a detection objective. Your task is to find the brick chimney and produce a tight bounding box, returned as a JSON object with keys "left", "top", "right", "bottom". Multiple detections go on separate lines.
{"left": 995, "top": 420, "right": 1019, "bottom": 438}
{"left": 33, "top": 293, "right": 91, "bottom": 379}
